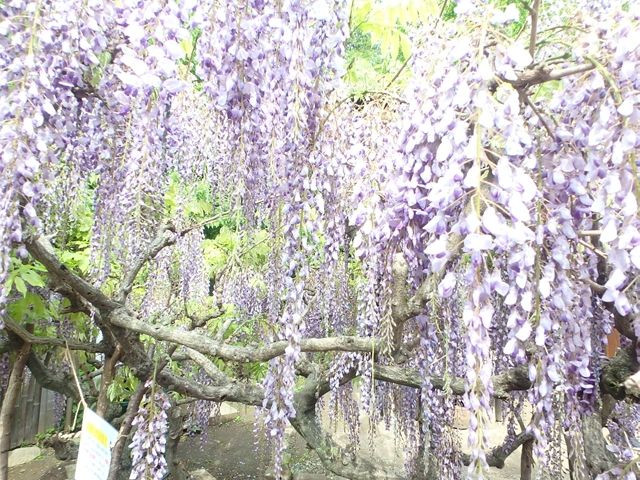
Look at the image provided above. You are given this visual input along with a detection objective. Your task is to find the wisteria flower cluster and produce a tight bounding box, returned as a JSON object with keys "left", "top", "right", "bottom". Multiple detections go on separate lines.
{"left": 129, "top": 381, "right": 171, "bottom": 480}
{"left": 2, "top": 0, "right": 640, "bottom": 479}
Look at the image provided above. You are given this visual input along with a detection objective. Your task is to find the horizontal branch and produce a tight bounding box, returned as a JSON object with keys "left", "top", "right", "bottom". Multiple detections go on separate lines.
{"left": 374, "top": 364, "right": 531, "bottom": 398}
{"left": 461, "top": 430, "right": 535, "bottom": 468}
{"left": 109, "top": 308, "right": 381, "bottom": 363}
{"left": 506, "top": 63, "right": 594, "bottom": 89}
{"left": 373, "top": 365, "right": 531, "bottom": 398}
{"left": 378, "top": 350, "right": 639, "bottom": 403}
{"left": 5, "top": 319, "right": 108, "bottom": 353}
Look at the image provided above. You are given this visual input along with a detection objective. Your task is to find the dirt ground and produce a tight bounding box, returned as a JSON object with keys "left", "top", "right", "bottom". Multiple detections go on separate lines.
{"left": 9, "top": 453, "right": 67, "bottom": 480}
{"left": 11, "top": 402, "right": 566, "bottom": 480}
{"left": 178, "top": 403, "right": 548, "bottom": 480}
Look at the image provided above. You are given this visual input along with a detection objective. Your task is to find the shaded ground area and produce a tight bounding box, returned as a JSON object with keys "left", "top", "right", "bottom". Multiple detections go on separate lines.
{"left": 177, "top": 403, "right": 539, "bottom": 480}
{"left": 9, "top": 453, "right": 67, "bottom": 480}
{"left": 12, "top": 402, "right": 567, "bottom": 480}
{"left": 179, "top": 419, "right": 282, "bottom": 479}
{"left": 178, "top": 407, "right": 340, "bottom": 480}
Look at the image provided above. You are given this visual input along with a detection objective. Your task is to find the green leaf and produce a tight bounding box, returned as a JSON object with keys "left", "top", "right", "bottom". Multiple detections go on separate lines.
{"left": 21, "top": 269, "right": 45, "bottom": 288}
{"left": 346, "top": 56, "right": 382, "bottom": 89}
{"left": 14, "top": 276, "right": 26, "bottom": 296}
{"left": 27, "top": 293, "right": 47, "bottom": 317}
{"left": 351, "top": 0, "right": 373, "bottom": 27}
{"left": 7, "top": 298, "right": 28, "bottom": 321}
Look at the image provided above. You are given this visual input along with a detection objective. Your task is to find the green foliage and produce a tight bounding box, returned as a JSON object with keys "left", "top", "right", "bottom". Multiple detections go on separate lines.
{"left": 345, "top": 0, "right": 437, "bottom": 90}
{"left": 35, "top": 428, "right": 58, "bottom": 445}
{"left": 203, "top": 223, "right": 270, "bottom": 278}
{"left": 441, "top": 0, "right": 456, "bottom": 20}
{"left": 7, "top": 291, "right": 48, "bottom": 323}
{"left": 86, "top": 50, "right": 113, "bottom": 89}
{"left": 165, "top": 173, "right": 214, "bottom": 220}
{"left": 107, "top": 366, "right": 140, "bottom": 403}
{"left": 350, "top": 0, "right": 437, "bottom": 59}
{"left": 6, "top": 257, "right": 46, "bottom": 296}
{"left": 53, "top": 184, "right": 94, "bottom": 275}
{"left": 5, "top": 256, "right": 57, "bottom": 328}
{"left": 243, "top": 361, "right": 269, "bottom": 380}
{"left": 345, "top": 0, "right": 533, "bottom": 90}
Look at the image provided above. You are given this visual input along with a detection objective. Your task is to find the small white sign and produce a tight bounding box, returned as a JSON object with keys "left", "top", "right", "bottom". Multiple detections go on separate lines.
{"left": 75, "top": 408, "right": 119, "bottom": 480}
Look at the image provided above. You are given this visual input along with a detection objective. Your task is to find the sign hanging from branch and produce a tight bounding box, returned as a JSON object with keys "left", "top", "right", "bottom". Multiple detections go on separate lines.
{"left": 75, "top": 408, "right": 118, "bottom": 480}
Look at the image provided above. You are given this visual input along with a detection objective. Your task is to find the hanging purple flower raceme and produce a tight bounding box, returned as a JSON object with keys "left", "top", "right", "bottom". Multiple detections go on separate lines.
{"left": 375, "top": 24, "right": 535, "bottom": 476}
{"left": 56, "top": 317, "right": 75, "bottom": 340}
{"left": 196, "top": 0, "right": 277, "bottom": 222}
{"left": 0, "top": 0, "right": 115, "bottom": 322}
{"left": 86, "top": 0, "right": 203, "bottom": 280}
{"left": 140, "top": 247, "right": 174, "bottom": 320}
{"left": 177, "top": 228, "right": 208, "bottom": 305}
{"left": 197, "top": 5, "right": 351, "bottom": 470}
{"left": 53, "top": 391, "right": 67, "bottom": 427}
{"left": 129, "top": 380, "right": 171, "bottom": 480}
{"left": 545, "top": 7, "right": 640, "bottom": 325}
{"left": 190, "top": 369, "right": 214, "bottom": 448}
{"left": 201, "top": 1, "right": 350, "bottom": 475}
{"left": 52, "top": 358, "right": 70, "bottom": 426}
{"left": 327, "top": 352, "right": 362, "bottom": 436}
{"left": 416, "top": 314, "right": 459, "bottom": 478}
{"left": 166, "top": 90, "right": 232, "bottom": 190}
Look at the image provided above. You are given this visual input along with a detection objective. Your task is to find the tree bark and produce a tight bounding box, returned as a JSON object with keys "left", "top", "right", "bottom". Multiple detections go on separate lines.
{"left": 165, "top": 404, "right": 189, "bottom": 480}
{"left": 581, "top": 414, "right": 616, "bottom": 476}
{"left": 520, "top": 438, "right": 533, "bottom": 480}
{"left": 0, "top": 341, "right": 31, "bottom": 480}
{"left": 97, "top": 346, "right": 123, "bottom": 417}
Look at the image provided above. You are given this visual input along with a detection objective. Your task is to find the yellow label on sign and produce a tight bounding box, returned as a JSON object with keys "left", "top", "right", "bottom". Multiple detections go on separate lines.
{"left": 87, "top": 422, "right": 109, "bottom": 447}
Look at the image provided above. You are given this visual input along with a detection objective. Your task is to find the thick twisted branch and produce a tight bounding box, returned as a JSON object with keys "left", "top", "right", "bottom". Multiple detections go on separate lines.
{"left": 109, "top": 307, "right": 381, "bottom": 363}
{"left": 25, "top": 236, "right": 118, "bottom": 312}
{"left": 26, "top": 351, "right": 82, "bottom": 401}
{"left": 461, "top": 430, "right": 535, "bottom": 468}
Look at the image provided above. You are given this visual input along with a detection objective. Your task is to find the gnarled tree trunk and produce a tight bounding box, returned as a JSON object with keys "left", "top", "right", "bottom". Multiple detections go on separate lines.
{"left": 520, "top": 438, "right": 533, "bottom": 480}
{"left": 97, "top": 346, "right": 123, "bottom": 417}
{"left": 0, "top": 341, "right": 31, "bottom": 480}
{"left": 165, "top": 404, "right": 189, "bottom": 480}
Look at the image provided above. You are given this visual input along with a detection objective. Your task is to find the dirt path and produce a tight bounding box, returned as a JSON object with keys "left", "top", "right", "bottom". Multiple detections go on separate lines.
{"left": 8, "top": 452, "right": 66, "bottom": 480}
{"left": 177, "top": 404, "right": 538, "bottom": 480}
{"left": 178, "top": 417, "right": 333, "bottom": 480}
{"left": 179, "top": 420, "right": 278, "bottom": 479}
{"left": 12, "top": 402, "right": 568, "bottom": 480}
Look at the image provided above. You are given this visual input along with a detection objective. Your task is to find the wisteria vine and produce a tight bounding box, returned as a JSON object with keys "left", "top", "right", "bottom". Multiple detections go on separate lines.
{"left": 1, "top": 1, "right": 640, "bottom": 480}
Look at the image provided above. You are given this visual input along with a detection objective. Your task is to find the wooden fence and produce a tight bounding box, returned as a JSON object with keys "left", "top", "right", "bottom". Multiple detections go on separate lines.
{"left": 7, "top": 374, "right": 58, "bottom": 449}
